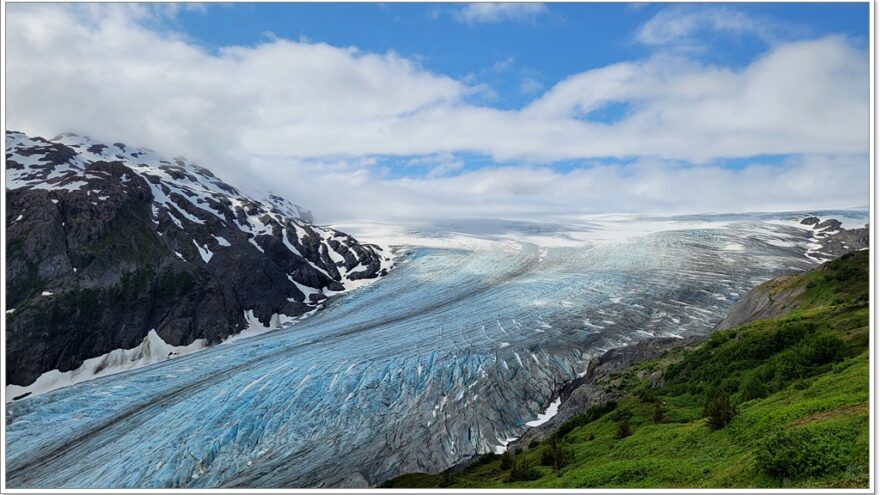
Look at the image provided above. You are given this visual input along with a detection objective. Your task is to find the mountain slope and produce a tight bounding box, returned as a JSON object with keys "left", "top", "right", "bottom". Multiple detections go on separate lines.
{"left": 5, "top": 131, "right": 392, "bottom": 394}
{"left": 384, "top": 250, "right": 869, "bottom": 488}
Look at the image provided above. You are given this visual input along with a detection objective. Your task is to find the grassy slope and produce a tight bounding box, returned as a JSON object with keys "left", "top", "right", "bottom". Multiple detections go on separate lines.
{"left": 384, "top": 251, "right": 870, "bottom": 489}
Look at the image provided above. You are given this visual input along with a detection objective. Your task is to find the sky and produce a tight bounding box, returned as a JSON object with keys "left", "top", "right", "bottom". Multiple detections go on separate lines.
{"left": 4, "top": 2, "right": 870, "bottom": 223}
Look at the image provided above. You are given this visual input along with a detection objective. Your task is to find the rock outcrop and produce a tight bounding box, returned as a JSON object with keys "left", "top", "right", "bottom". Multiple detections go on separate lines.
{"left": 802, "top": 215, "right": 869, "bottom": 261}
{"left": 714, "top": 274, "right": 804, "bottom": 330}
{"left": 508, "top": 336, "right": 700, "bottom": 449}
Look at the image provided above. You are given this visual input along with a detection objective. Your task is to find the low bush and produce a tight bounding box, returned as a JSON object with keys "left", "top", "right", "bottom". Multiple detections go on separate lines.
{"left": 540, "top": 437, "right": 574, "bottom": 470}
{"left": 554, "top": 401, "right": 617, "bottom": 438}
{"left": 507, "top": 457, "right": 542, "bottom": 482}
{"left": 704, "top": 393, "right": 736, "bottom": 430}
{"left": 652, "top": 402, "right": 666, "bottom": 423}
{"left": 757, "top": 427, "right": 852, "bottom": 480}
{"left": 499, "top": 451, "right": 513, "bottom": 470}
{"left": 471, "top": 452, "right": 497, "bottom": 467}
{"left": 615, "top": 418, "right": 633, "bottom": 439}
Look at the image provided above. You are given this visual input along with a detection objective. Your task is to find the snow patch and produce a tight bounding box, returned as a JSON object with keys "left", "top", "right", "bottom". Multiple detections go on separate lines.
{"left": 193, "top": 240, "right": 214, "bottom": 263}
{"left": 224, "top": 310, "right": 298, "bottom": 344}
{"left": 525, "top": 397, "right": 562, "bottom": 427}
{"left": 5, "top": 330, "right": 206, "bottom": 402}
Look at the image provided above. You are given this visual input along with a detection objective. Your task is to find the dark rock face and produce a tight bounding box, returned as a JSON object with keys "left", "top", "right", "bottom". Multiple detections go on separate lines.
{"left": 815, "top": 219, "right": 841, "bottom": 231}
{"left": 799, "top": 215, "right": 869, "bottom": 261}
{"left": 508, "top": 336, "right": 700, "bottom": 449}
{"left": 5, "top": 131, "right": 392, "bottom": 387}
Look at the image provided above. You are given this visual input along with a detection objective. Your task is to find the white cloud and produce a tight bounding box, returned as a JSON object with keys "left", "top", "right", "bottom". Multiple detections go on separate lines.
{"left": 635, "top": 5, "right": 803, "bottom": 47}
{"left": 406, "top": 154, "right": 465, "bottom": 178}
{"left": 453, "top": 3, "right": 548, "bottom": 25}
{"left": 519, "top": 77, "right": 544, "bottom": 95}
{"left": 4, "top": 4, "right": 869, "bottom": 222}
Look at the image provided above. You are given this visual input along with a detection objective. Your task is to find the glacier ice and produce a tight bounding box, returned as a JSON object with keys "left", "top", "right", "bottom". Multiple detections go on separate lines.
{"left": 4, "top": 216, "right": 861, "bottom": 488}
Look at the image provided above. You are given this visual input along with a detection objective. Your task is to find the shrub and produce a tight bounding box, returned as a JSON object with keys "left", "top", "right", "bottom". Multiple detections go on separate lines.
{"left": 610, "top": 408, "right": 633, "bottom": 422}
{"left": 637, "top": 387, "right": 656, "bottom": 403}
{"left": 792, "top": 378, "right": 811, "bottom": 390}
{"left": 528, "top": 439, "right": 540, "bottom": 449}
{"left": 652, "top": 402, "right": 666, "bottom": 423}
{"left": 739, "top": 370, "right": 769, "bottom": 401}
{"left": 615, "top": 418, "right": 633, "bottom": 439}
{"left": 499, "top": 451, "right": 513, "bottom": 470}
{"left": 554, "top": 401, "right": 617, "bottom": 438}
{"left": 704, "top": 393, "right": 737, "bottom": 430}
{"left": 507, "top": 457, "right": 542, "bottom": 482}
{"left": 471, "top": 452, "right": 497, "bottom": 467}
{"left": 802, "top": 334, "right": 844, "bottom": 365}
{"left": 439, "top": 470, "right": 454, "bottom": 488}
{"left": 540, "top": 437, "right": 574, "bottom": 470}
{"left": 757, "top": 427, "right": 851, "bottom": 480}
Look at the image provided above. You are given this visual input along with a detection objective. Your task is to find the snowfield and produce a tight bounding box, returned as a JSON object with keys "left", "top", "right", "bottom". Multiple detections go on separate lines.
{"left": 4, "top": 212, "right": 866, "bottom": 488}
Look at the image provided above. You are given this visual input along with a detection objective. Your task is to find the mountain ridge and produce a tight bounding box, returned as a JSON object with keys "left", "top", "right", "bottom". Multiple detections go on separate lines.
{"left": 5, "top": 130, "right": 393, "bottom": 394}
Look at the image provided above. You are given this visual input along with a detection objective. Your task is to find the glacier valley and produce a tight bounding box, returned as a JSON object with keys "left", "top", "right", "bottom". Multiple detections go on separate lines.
{"left": 5, "top": 211, "right": 868, "bottom": 488}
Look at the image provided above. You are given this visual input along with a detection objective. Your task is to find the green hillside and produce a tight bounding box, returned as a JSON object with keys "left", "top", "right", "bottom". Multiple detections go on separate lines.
{"left": 384, "top": 250, "right": 870, "bottom": 489}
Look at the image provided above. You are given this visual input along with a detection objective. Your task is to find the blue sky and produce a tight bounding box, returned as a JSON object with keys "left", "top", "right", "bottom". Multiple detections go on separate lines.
{"left": 5, "top": 3, "right": 870, "bottom": 221}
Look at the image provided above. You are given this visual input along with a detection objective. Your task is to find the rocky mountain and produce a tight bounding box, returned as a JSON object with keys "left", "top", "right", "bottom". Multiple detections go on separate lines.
{"left": 798, "top": 215, "right": 869, "bottom": 262}
{"left": 5, "top": 130, "right": 393, "bottom": 391}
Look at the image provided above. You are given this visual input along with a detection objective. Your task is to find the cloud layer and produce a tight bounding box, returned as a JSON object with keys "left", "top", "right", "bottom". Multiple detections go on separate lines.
{"left": 4, "top": 4, "right": 869, "bottom": 223}
{"left": 251, "top": 154, "right": 868, "bottom": 222}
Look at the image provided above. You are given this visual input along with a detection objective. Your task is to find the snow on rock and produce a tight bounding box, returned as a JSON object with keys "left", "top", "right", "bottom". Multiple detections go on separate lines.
{"left": 5, "top": 330, "right": 206, "bottom": 402}
{"left": 193, "top": 240, "right": 213, "bottom": 263}
{"left": 525, "top": 398, "right": 562, "bottom": 427}
{"left": 223, "top": 310, "right": 299, "bottom": 344}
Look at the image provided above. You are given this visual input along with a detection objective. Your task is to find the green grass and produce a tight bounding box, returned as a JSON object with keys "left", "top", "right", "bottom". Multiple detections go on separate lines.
{"left": 383, "top": 251, "right": 869, "bottom": 489}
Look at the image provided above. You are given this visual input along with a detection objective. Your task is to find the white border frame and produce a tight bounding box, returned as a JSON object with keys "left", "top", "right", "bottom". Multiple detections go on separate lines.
{"left": 0, "top": 1, "right": 875, "bottom": 493}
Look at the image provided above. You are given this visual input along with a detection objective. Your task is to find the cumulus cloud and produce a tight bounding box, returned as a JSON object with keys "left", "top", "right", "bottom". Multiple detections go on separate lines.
{"left": 453, "top": 3, "right": 548, "bottom": 25}
{"left": 3, "top": 4, "right": 869, "bottom": 222}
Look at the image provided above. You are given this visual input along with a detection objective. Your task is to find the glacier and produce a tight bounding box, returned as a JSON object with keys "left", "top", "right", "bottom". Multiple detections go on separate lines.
{"left": 4, "top": 212, "right": 867, "bottom": 488}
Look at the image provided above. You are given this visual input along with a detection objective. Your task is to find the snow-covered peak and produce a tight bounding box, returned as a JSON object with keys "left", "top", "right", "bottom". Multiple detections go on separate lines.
{"left": 6, "top": 130, "right": 392, "bottom": 294}
{"left": 7, "top": 130, "right": 317, "bottom": 227}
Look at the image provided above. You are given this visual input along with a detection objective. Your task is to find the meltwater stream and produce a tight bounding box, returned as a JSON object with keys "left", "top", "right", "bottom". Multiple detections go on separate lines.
{"left": 5, "top": 218, "right": 842, "bottom": 487}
